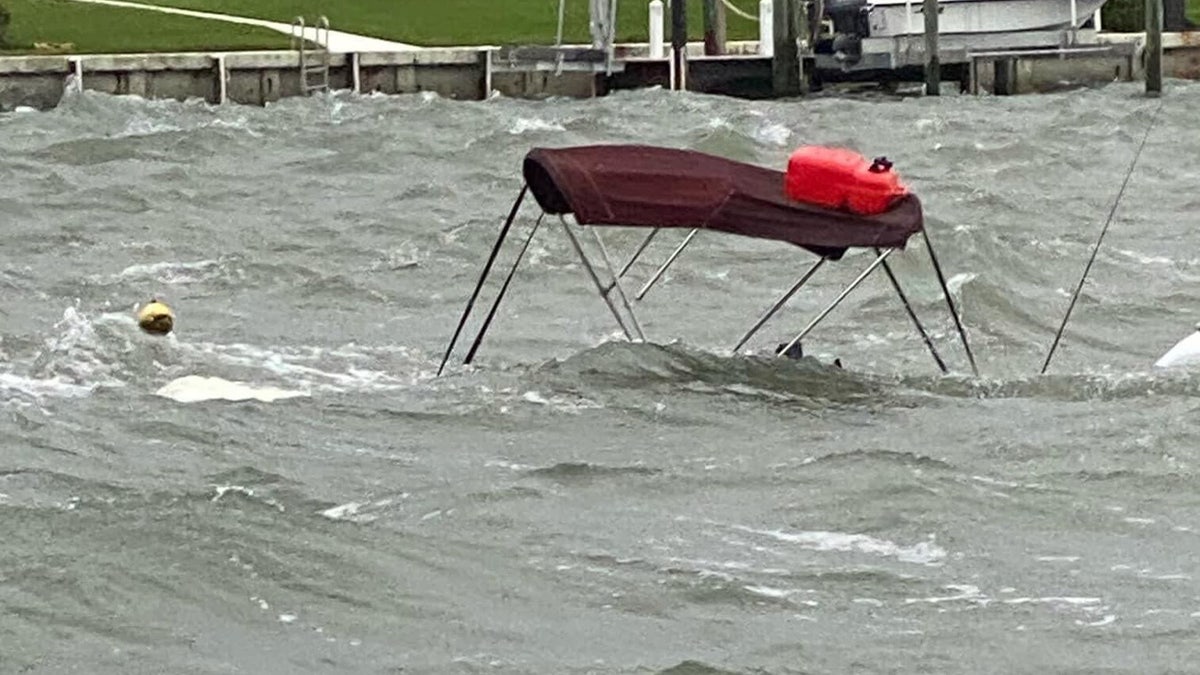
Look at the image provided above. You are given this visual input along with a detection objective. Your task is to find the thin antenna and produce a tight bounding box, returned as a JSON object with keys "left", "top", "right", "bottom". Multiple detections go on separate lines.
{"left": 1040, "top": 99, "right": 1165, "bottom": 375}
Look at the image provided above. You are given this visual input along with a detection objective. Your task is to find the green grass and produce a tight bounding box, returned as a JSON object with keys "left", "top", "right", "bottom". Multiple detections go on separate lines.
{"left": 10, "top": 0, "right": 1186, "bottom": 57}
{"left": 1, "top": 0, "right": 292, "bottom": 53}
{"left": 1101, "top": 0, "right": 1199, "bottom": 30}
{"left": 134, "top": 0, "right": 763, "bottom": 46}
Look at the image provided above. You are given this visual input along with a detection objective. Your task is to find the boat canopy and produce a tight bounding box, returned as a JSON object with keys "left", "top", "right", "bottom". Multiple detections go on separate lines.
{"left": 437, "top": 143, "right": 976, "bottom": 379}
{"left": 522, "top": 144, "right": 925, "bottom": 259}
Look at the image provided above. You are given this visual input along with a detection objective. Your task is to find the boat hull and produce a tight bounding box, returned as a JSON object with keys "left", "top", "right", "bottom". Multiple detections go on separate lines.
{"left": 861, "top": 0, "right": 1108, "bottom": 37}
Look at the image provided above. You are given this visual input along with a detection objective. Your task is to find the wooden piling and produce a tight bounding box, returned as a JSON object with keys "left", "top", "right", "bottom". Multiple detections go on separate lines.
{"left": 797, "top": 0, "right": 810, "bottom": 94}
{"left": 671, "top": 0, "right": 687, "bottom": 90}
{"left": 923, "top": 0, "right": 940, "bottom": 95}
{"left": 1146, "top": 0, "right": 1163, "bottom": 96}
{"left": 772, "top": 0, "right": 800, "bottom": 96}
{"left": 703, "top": 0, "right": 727, "bottom": 55}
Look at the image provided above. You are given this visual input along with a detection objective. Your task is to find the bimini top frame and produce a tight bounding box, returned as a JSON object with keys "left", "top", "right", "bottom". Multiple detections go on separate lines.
{"left": 437, "top": 144, "right": 978, "bottom": 377}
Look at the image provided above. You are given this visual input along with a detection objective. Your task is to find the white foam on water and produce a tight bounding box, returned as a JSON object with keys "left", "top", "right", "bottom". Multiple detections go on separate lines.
{"left": 1001, "top": 596, "right": 1103, "bottom": 606}
{"left": 108, "top": 258, "right": 225, "bottom": 284}
{"left": 732, "top": 524, "right": 947, "bottom": 565}
{"left": 179, "top": 341, "right": 424, "bottom": 394}
{"left": 946, "top": 272, "right": 977, "bottom": 295}
{"left": 905, "top": 584, "right": 987, "bottom": 604}
{"left": 519, "top": 390, "right": 602, "bottom": 414}
{"left": 905, "top": 584, "right": 1105, "bottom": 614}
{"left": 1110, "top": 248, "right": 1175, "bottom": 266}
{"left": 744, "top": 585, "right": 798, "bottom": 599}
{"left": 117, "top": 115, "right": 183, "bottom": 138}
{"left": 317, "top": 499, "right": 393, "bottom": 524}
{"left": 753, "top": 121, "right": 792, "bottom": 147}
{"left": 508, "top": 117, "right": 565, "bottom": 135}
{"left": 0, "top": 305, "right": 132, "bottom": 407}
{"left": 0, "top": 372, "right": 97, "bottom": 402}
{"left": 210, "top": 484, "right": 285, "bottom": 511}
{"left": 155, "top": 375, "right": 308, "bottom": 404}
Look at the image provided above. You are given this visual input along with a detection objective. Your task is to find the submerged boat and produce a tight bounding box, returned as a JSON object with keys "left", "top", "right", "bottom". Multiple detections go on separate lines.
{"left": 1155, "top": 324, "right": 1200, "bottom": 368}
{"left": 437, "top": 144, "right": 979, "bottom": 378}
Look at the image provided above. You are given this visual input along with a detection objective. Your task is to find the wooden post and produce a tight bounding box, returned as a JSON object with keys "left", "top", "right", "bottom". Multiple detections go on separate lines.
{"left": 703, "top": 0, "right": 727, "bottom": 55}
{"left": 993, "top": 57, "right": 1016, "bottom": 95}
{"left": 772, "top": 0, "right": 800, "bottom": 96}
{"left": 1145, "top": 0, "right": 1163, "bottom": 96}
{"left": 923, "top": 0, "right": 940, "bottom": 95}
{"left": 672, "top": 0, "right": 687, "bottom": 90}
{"left": 796, "top": 0, "right": 810, "bottom": 93}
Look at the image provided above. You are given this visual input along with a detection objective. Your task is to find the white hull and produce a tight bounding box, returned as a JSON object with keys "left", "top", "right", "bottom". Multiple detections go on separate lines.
{"left": 863, "top": 0, "right": 1107, "bottom": 37}
{"left": 1155, "top": 325, "right": 1200, "bottom": 369}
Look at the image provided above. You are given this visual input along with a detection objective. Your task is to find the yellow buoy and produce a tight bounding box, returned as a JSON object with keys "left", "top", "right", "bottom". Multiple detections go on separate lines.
{"left": 136, "top": 299, "right": 175, "bottom": 336}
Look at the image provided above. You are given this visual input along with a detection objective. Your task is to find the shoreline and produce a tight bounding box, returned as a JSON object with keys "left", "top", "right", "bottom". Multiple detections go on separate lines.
{"left": 1, "top": 32, "right": 1197, "bottom": 110}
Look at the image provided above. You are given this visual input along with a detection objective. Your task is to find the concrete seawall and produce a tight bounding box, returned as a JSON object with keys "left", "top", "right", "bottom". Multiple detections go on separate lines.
{"left": 2, "top": 34, "right": 1200, "bottom": 110}
{"left": 0, "top": 49, "right": 493, "bottom": 110}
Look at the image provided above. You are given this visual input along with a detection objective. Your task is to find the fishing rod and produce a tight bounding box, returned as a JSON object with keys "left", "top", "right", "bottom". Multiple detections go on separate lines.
{"left": 1040, "top": 98, "right": 1166, "bottom": 375}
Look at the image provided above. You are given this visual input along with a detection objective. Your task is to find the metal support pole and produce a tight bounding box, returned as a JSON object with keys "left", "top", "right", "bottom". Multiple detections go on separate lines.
{"left": 463, "top": 215, "right": 545, "bottom": 366}
{"left": 617, "top": 228, "right": 661, "bottom": 279}
{"left": 923, "top": 232, "right": 979, "bottom": 376}
{"left": 590, "top": 229, "right": 647, "bottom": 341}
{"left": 437, "top": 185, "right": 528, "bottom": 376}
{"left": 732, "top": 257, "right": 827, "bottom": 353}
{"left": 561, "top": 217, "right": 637, "bottom": 341}
{"left": 636, "top": 228, "right": 698, "bottom": 300}
{"left": 876, "top": 248, "right": 948, "bottom": 374}
{"left": 778, "top": 249, "right": 894, "bottom": 357}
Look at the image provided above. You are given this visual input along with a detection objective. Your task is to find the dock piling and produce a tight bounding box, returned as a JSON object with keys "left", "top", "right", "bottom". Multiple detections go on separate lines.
{"left": 1146, "top": 0, "right": 1163, "bottom": 95}
{"left": 759, "top": 0, "right": 774, "bottom": 57}
{"left": 671, "top": 0, "right": 687, "bottom": 89}
{"left": 923, "top": 0, "right": 940, "bottom": 95}
{"left": 772, "top": 0, "right": 800, "bottom": 95}
{"left": 649, "top": 0, "right": 665, "bottom": 58}
{"left": 703, "top": 0, "right": 727, "bottom": 55}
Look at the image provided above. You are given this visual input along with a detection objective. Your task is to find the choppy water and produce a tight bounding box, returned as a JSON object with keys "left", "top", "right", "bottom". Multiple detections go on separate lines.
{"left": 3, "top": 80, "right": 1200, "bottom": 674}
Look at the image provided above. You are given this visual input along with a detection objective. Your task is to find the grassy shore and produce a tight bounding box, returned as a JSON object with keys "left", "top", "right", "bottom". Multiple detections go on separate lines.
{"left": 1, "top": 0, "right": 1196, "bottom": 56}
{"left": 1, "top": 0, "right": 290, "bottom": 54}
{"left": 135, "top": 0, "right": 763, "bottom": 46}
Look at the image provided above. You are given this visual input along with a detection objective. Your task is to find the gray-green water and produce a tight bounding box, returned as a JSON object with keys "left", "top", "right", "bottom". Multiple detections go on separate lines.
{"left": 3, "top": 82, "right": 1200, "bottom": 674}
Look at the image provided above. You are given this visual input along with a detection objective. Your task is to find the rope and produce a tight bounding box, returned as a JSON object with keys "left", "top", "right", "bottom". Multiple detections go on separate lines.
{"left": 721, "top": 0, "right": 760, "bottom": 21}
{"left": 666, "top": 0, "right": 760, "bottom": 21}
{"left": 1039, "top": 97, "right": 1166, "bottom": 375}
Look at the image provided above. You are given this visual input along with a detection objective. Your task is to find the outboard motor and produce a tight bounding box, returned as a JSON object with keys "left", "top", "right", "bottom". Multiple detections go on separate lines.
{"left": 821, "top": 0, "right": 870, "bottom": 65}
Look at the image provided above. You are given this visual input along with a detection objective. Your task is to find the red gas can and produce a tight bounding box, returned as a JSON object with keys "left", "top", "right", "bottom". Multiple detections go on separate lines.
{"left": 784, "top": 146, "right": 908, "bottom": 215}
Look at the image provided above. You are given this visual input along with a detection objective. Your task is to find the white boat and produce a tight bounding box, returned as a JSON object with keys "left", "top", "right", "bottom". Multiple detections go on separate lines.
{"left": 839, "top": 0, "right": 1108, "bottom": 38}
{"left": 816, "top": 0, "right": 1111, "bottom": 71}
{"left": 1154, "top": 324, "right": 1200, "bottom": 369}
